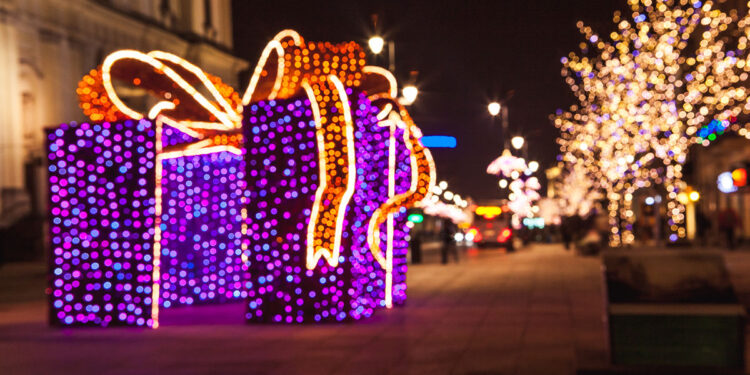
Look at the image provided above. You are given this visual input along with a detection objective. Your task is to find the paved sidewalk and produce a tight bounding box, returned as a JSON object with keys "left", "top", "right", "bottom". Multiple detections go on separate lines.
{"left": 0, "top": 245, "right": 607, "bottom": 374}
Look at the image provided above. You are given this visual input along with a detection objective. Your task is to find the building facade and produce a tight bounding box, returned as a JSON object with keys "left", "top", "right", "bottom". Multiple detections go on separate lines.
{"left": 0, "top": 0, "right": 247, "bottom": 227}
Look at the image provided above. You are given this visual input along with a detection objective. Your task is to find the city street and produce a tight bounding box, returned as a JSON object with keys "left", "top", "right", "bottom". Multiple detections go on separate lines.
{"left": 4, "top": 1, "right": 750, "bottom": 373}
{"left": 2, "top": 244, "right": 606, "bottom": 375}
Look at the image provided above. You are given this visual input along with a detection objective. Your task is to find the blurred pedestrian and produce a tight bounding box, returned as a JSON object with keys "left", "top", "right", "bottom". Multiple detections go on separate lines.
{"left": 561, "top": 216, "right": 573, "bottom": 250}
{"left": 695, "top": 208, "right": 711, "bottom": 247}
{"left": 440, "top": 220, "right": 458, "bottom": 264}
{"left": 718, "top": 206, "right": 740, "bottom": 250}
{"left": 410, "top": 230, "right": 422, "bottom": 264}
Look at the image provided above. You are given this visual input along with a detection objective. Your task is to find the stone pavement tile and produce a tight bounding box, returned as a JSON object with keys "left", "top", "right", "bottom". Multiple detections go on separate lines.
{"left": 378, "top": 325, "right": 433, "bottom": 340}
{"left": 0, "top": 300, "right": 46, "bottom": 326}
{"left": 159, "top": 325, "right": 291, "bottom": 342}
{"left": 575, "top": 347, "right": 609, "bottom": 369}
{"left": 525, "top": 313, "right": 572, "bottom": 327}
{"left": 387, "top": 361, "right": 453, "bottom": 375}
{"left": 356, "top": 336, "right": 414, "bottom": 355}
{"left": 528, "top": 302, "right": 569, "bottom": 315}
{"left": 489, "top": 295, "right": 530, "bottom": 305}
{"left": 400, "top": 342, "right": 468, "bottom": 364}
{"left": 322, "top": 334, "right": 380, "bottom": 352}
{"left": 468, "top": 327, "right": 524, "bottom": 349}
{"left": 486, "top": 299, "right": 528, "bottom": 309}
{"left": 572, "top": 319, "right": 607, "bottom": 334}
{"left": 522, "top": 326, "right": 573, "bottom": 346}
{"left": 396, "top": 306, "right": 456, "bottom": 321}
{"left": 0, "top": 262, "right": 47, "bottom": 304}
{"left": 3, "top": 339, "right": 275, "bottom": 375}
{"left": 289, "top": 324, "right": 346, "bottom": 340}
{"left": 515, "top": 357, "right": 574, "bottom": 375}
{"left": 334, "top": 356, "right": 407, "bottom": 375}
{"left": 570, "top": 305, "right": 604, "bottom": 318}
{"left": 270, "top": 360, "right": 341, "bottom": 375}
{"left": 452, "top": 348, "right": 518, "bottom": 375}
{"left": 516, "top": 346, "right": 575, "bottom": 375}
{"left": 421, "top": 326, "right": 476, "bottom": 347}
{"left": 0, "top": 321, "right": 50, "bottom": 340}
{"left": 348, "top": 336, "right": 408, "bottom": 357}
{"left": 440, "top": 312, "right": 488, "bottom": 326}
{"left": 482, "top": 312, "right": 528, "bottom": 326}
{"left": 571, "top": 320, "right": 606, "bottom": 337}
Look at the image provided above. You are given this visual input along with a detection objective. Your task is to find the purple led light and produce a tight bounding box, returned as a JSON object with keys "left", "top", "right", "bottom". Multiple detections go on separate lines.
{"left": 159, "top": 150, "right": 249, "bottom": 308}
{"left": 47, "top": 119, "right": 156, "bottom": 327}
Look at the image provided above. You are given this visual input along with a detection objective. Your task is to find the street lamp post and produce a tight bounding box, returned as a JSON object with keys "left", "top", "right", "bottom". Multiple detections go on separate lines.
{"left": 488, "top": 102, "right": 501, "bottom": 151}
{"left": 511, "top": 135, "right": 529, "bottom": 159}
{"left": 369, "top": 32, "right": 417, "bottom": 106}
{"left": 488, "top": 101, "right": 510, "bottom": 149}
{"left": 368, "top": 36, "right": 395, "bottom": 72}
{"left": 501, "top": 104, "right": 509, "bottom": 150}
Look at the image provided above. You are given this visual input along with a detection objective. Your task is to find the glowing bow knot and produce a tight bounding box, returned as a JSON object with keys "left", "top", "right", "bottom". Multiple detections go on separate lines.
{"left": 240, "top": 30, "right": 367, "bottom": 270}
{"left": 77, "top": 49, "right": 244, "bottom": 156}
{"left": 241, "top": 30, "right": 435, "bottom": 272}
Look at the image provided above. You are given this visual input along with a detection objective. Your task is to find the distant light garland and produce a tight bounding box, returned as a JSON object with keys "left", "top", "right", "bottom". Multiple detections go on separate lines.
{"left": 487, "top": 149, "right": 539, "bottom": 221}
{"left": 486, "top": 149, "right": 527, "bottom": 177}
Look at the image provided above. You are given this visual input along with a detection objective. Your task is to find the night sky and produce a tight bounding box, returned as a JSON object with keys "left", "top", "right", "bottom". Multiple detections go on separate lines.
{"left": 232, "top": 0, "right": 624, "bottom": 201}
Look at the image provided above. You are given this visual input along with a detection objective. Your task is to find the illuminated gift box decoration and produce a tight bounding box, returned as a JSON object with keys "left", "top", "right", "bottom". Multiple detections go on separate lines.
{"left": 47, "top": 119, "right": 158, "bottom": 327}
{"left": 47, "top": 29, "right": 434, "bottom": 327}
{"left": 240, "top": 31, "right": 434, "bottom": 322}
{"left": 50, "top": 50, "right": 249, "bottom": 327}
{"left": 47, "top": 119, "right": 249, "bottom": 326}
{"left": 158, "top": 147, "right": 248, "bottom": 308}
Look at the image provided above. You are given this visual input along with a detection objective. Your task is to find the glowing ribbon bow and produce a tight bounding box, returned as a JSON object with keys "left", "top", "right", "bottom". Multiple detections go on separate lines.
{"left": 241, "top": 30, "right": 435, "bottom": 272}
{"left": 78, "top": 50, "right": 244, "bottom": 154}
{"left": 358, "top": 69, "right": 436, "bottom": 307}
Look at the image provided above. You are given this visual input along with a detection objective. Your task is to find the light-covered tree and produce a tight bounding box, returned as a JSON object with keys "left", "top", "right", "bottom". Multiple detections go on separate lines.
{"left": 556, "top": 0, "right": 750, "bottom": 245}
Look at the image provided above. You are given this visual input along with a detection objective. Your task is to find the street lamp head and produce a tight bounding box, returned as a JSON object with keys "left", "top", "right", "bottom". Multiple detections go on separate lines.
{"left": 368, "top": 36, "right": 385, "bottom": 54}
{"left": 487, "top": 102, "right": 501, "bottom": 116}
{"left": 402, "top": 85, "right": 418, "bottom": 105}
{"left": 511, "top": 136, "right": 525, "bottom": 150}
{"left": 689, "top": 191, "right": 700, "bottom": 202}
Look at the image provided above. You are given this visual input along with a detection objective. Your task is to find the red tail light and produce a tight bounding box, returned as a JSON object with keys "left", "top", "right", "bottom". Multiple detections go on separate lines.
{"left": 497, "top": 228, "right": 512, "bottom": 242}
{"left": 468, "top": 227, "right": 481, "bottom": 242}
